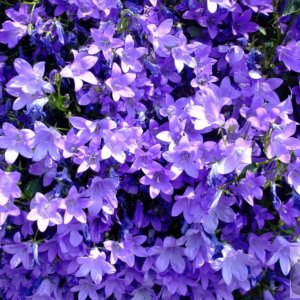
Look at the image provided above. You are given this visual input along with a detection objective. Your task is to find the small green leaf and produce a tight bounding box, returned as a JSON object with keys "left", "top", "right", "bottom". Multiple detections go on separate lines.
{"left": 259, "top": 27, "right": 266, "bottom": 35}
{"left": 282, "top": 0, "right": 300, "bottom": 16}
{"left": 24, "top": 178, "right": 41, "bottom": 199}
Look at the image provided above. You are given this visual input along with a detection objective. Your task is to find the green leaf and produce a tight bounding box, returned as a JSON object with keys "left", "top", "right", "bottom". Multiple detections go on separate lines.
{"left": 282, "top": 0, "right": 300, "bottom": 16}
{"left": 24, "top": 178, "right": 41, "bottom": 199}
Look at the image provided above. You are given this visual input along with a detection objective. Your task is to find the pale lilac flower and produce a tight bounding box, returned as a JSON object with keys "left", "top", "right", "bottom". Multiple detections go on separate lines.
{"left": 140, "top": 164, "right": 175, "bottom": 199}
{"left": 0, "top": 21, "right": 27, "bottom": 48}
{"left": 212, "top": 244, "right": 256, "bottom": 285}
{"left": 116, "top": 34, "right": 147, "bottom": 73}
{"left": 236, "top": 171, "right": 266, "bottom": 206}
{"left": 59, "top": 186, "right": 92, "bottom": 224}
{"left": 267, "top": 122, "right": 300, "bottom": 163}
{"left": 105, "top": 63, "right": 136, "bottom": 101}
{"left": 0, "top": 122, "right": 35, "bottom": 164}
{"left": 277, "top": 40, "right": 300, "bottom": 73}
{"left": 75, "top": 247, "right": 116, "bottom": 284}
{"left": 248, "top": 233, "right": 272, "bottom": 262}
{"left": 2, "top": 233, "right": 32, "bottom": 270}
{"left": 147, "top": 19, "right": 178, "bottom": 57}
{"left": 0, "top": 199, "right": 20, "bottom": 226}
{"left": 268, "top": 236, "right": 300, "bottom": 276}
{"left": 87, "top": 177, "right": 119, "bottom": 215}
{"left": 150, "top": 237, "right": 186, "bottom": 274}
{"left": 71, "top": 279, "right": 101, "bottom": 300}
{"left": 171, "top": 32, "right": 197, "bottom": 72}
{"left": 32, "top": 121, "right": 62, "bottom": 162}
{"left": 60, "top": 50, "right": 98, "bottom": 91}
{"left": 217, "top": 138, "right": 252, "bottom": 174}
{"left": 104, "top": 232, "right": 147, "bottom": 267}
{"left": 162, "top": 135, "right": 202, "bottom": 178}
{"left": 27, "top": 192, "right": 62, "bottom": 232}
{"left": 0, "top": 169, "right": 21, "bottom": 206}
{"left": 89, "top": 22, "right": 123, "bottom": 60}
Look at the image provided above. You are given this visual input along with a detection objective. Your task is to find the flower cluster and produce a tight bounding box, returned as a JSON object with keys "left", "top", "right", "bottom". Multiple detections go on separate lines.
{"left": 0, "top": 0, "right": 300, "bottom": 299}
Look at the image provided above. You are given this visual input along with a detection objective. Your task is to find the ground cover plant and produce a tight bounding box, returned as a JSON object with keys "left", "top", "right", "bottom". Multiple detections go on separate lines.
{"left": 0, "top": 0, "right": 300, "bottom": 299}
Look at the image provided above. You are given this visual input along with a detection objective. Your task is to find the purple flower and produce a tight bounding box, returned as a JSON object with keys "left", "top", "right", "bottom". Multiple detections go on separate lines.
{"left": 60, "top": 50, "right": 98, "bottom": 91}
{"left": 150, "top": 237, "right": 186, "bottom": 274}
{"left": 0, "top": 21, "right": 27, "bottom": 48}
{"left": 87, "top": 177, "right": 119, "bottom": 215}
{"left": 140, "top": 163, "right": 175, "bottom": 199}
{"left": 59, "top": 186, "right": 92, "bottom": 224}
{"left": 217, "top": 138, "right": 252, "bottom": 174}
{"left": 232, "top": 10, "right": 258, "bottom": 37}
{"left": 104, "top": 232, "right": 147, "bottom": 267}
{"left": 27, "top": 192, "right": 62, "bottom": 232}
{"left": 248, "top": 233, "right": 272, "bottom": 262}
{"left": 3, "top": 233, "right": 32, "bottom": 269}
{"left": 212, "top": 244, "right": 256, "bottom": 285}
{"left": 268, "top": 236, "right": 300, "bottom": 276}
{"left": 147, "top": 19, "right": 178, "bottom": 57}
{"left": 71, "top": 279, "right": 101, "bottom": 300}
{"left": 105, "top": 63, "right": 136, "bottom": 101}
{"left": 0, "top": 122, "right": 35, "bottom": 164}
{"left": 89, "top": 22, "right": 123, "bottom": 60}
{"left": 253, "top": 205, "right": 274, "bottom": 230}
{"left": 116, "top": 34, "right": 147, "bottom": 73}
{"left": 171, "top": 32, "right": 197, "bottom": 72}
{"left": 277, "top": 40, "right": 300, "bottom": 73}
{"left": 32, "top": 121, "right": 62, "bottom": 162}
{"left": 162, "top": 135, "right": 202, "bottom": 178}
{"left": 236, "top": 171, "right": 266, "bottom": 206}
{"left": 267, "top": 122, "right": 300, "bottom": 163}
{"left": 0, "top": 169, "right": 21, "bottom": 206}
{"left": 6, "top": 58, "right": 54, "bottom": 110}
{"left": 75, "top": 247, "right": 116, "bottom": 284}
{"left": 0, "top": 200, "right": 20, "bottom": 226}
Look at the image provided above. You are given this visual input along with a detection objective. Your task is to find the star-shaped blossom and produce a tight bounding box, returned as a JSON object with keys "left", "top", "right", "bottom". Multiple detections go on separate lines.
{"left": 6, "top": 58, "right": 54, "bottom": 110}
{"left": 268, "top": 236, "right": 300, "bottom": 276}
{"left": 105, "top": 63, "right": 136, "bottom": 101}
{"left": 104, "top": 232, "right": 147, "bottom": 267}
{"left": 277, "top": 40, "right": 300, "bottom": 73}
{"left": 60, "top": 50, "right": 98, "bottom": 92}
{"left": 217, "top": 138, "right": 252, "bottom": 174}
{"left": 89, "top": 22, "right": 123, "bottom": 60}
{"left": 140, "top": 163, "right": 175, "bottom": 199}
{"left": 236, "top": 171, "right": 266, "bottom": 206}
{"left": 2, "top": 233, "right": 32, "bottom": 270}
{"left": 147, "top": 19, "right": 178, "bottom": 57}
{"left": 232, "top": 9, "right": 258, "bottom": 37}
{"left": 27, "top": 192, "right": 62, "bottom": 232}
{"left": 0, "top": 122, "right": 35, "bottom": 164}
{"left": 162, "top": 135, "right": 202, "bottom": 178}
{"left": 59, "top": 186, "right": 92, "bottom": 224}
{"left": 150, "top": 237, "right": 186, "bottom": 274}
{"left": 0, "top": 21, "right": 27, "bottom": 48}
{"left": 267, "top": 122, "right": 300, "bottom": 163}
{"left": 87, "top": 177, "right": 119, "bottom": 215}
{"left": 32, "top": 121, "right": 62, "bottom": 162}
{"left": 71, "top": 279, "right": 101, "bottom": 300}
{"left": 212, "top": 244, "right": 257, "bottom": 285}
{"left": 116, "top": 34, "right": 147, "bottom": 73}
{"left": 0, "top": 169, "right": 21, "bottom": 206}
{"left": 171, "top": 32, "right": 197, "bottom": 72}
{"left": 0, "top": 199, "right": 20, "bottom": 226}
{"left": 75, "top": 248, "right": 116, "bottom": 284}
